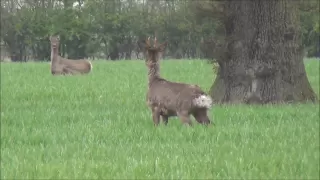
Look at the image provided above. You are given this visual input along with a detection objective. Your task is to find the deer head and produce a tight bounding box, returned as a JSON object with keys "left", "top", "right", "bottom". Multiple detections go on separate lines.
{"left": 50, "top": 35, "right": 60, "bottom": 49}
{"left": 139, "top": 37, "right": 167, "bottom": 63}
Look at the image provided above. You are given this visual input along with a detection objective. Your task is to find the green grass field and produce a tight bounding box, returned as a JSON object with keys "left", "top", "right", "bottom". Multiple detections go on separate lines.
{"left": 1, "top": 59, "right": 319, "bottom": 179}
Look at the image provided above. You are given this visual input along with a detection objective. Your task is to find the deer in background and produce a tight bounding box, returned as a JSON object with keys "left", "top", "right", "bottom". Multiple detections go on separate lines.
{"left": 50, "top": 35, "right": 92, "bottom": 75}
{"left": 140, "top": 37, "right": 214, "bottom": 126}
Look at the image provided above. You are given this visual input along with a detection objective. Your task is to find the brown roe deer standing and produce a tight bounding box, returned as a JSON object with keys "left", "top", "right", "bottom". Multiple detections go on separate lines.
{"left": 141, "top": 37, "right": 214, "bottom": 126}
{"left": 50, "top": 35, "right": 92, "bottom": 75}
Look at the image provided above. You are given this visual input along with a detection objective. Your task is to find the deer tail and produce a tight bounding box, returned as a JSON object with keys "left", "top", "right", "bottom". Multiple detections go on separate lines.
{"left": 88, "top": 61, "right": 93, "bottom": 71}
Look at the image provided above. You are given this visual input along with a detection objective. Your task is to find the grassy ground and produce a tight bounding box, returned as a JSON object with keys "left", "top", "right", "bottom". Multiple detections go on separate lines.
{"left": 1, "top": 58, "right": 319, "bottom": 179}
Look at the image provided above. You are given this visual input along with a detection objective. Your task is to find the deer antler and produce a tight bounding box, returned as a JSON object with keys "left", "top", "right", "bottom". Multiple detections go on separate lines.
{"left": 146, "top": 37, "right": 151, "bottom": 47}
{"left": 154, "top": 37, "right": 157, "bottom": 47}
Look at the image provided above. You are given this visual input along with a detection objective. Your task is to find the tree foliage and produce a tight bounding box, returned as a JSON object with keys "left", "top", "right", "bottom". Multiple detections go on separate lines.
{"left": 0, "top": 0, "right": 318, "bottom": 61}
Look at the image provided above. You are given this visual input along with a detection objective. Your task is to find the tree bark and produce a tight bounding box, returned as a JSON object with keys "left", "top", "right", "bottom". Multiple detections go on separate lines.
{"left": 209, "top": 0, "right": 318, "bottom": 104}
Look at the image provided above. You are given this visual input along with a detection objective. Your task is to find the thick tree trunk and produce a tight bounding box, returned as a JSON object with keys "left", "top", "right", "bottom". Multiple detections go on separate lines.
{"left": 209, "top": 0, "right": 318, "bottom": 104}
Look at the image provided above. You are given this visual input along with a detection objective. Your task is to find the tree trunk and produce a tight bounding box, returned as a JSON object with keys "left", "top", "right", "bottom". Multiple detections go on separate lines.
{"left": 209, "top": 0, "right": 318, "bottom": 104}
{"left": 109, "top": 48, "right": 119, "bottom": 60}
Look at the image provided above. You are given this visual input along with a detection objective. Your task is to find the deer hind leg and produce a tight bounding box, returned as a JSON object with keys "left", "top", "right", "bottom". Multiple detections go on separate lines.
{"left": 177, "top": 111, "right": 192, "bottom": 126}
{"left": 192, "top": 111, "right": 203, "bottom": 124}
{"left": 193, "top": 109, "right": 212, "bottom": 126}
{"left": 161, "top": 115, "right": 169, "bottom": 125}
{"left": 63, "top": 66, "right": 79, "bottom": 75}
{"left": 151, "top": 107, "right": 161, "bottom": 126}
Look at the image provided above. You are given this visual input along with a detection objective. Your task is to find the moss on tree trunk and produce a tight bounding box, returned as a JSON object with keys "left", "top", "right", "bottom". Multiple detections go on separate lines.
{"left": 209, "top": 0, "right": 318, "bottom": 104}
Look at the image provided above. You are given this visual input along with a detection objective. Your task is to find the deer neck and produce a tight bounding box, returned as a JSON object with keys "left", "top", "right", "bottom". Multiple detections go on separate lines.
{"left": 148, "top": 61, "right": 161, "bottom": 83}
{"left": 51, "top": 47, "right": 59, "bottom": 64}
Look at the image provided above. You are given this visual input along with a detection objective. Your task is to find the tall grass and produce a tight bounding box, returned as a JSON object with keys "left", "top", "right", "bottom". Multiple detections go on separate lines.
{"left": 1, "top": 59, "right": 319, "bottom": 179}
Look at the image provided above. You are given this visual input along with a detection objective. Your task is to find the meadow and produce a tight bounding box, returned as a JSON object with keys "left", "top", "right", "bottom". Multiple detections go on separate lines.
{"left": 1, "top": 58, "right": 319, "bottom": 179}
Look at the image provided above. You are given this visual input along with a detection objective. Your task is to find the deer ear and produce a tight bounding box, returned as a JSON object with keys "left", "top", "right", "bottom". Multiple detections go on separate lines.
{"left": 158, "top": 42, "right": 167, "bottom": 52}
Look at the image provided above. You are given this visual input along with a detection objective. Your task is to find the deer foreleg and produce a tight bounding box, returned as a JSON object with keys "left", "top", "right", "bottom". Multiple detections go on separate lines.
{"left": 152, "top": 107, "right": 161, "bottom": 126}
{"left": 161, "top": 115, "right": 169, "bottom": 125}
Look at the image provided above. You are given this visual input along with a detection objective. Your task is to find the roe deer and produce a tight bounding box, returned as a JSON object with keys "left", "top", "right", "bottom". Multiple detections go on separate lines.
{"left": 140, "top": 37, "right": 214, "bottom": 126}
{"left": 50, "top": 35, "right": 92, "bottom": 75}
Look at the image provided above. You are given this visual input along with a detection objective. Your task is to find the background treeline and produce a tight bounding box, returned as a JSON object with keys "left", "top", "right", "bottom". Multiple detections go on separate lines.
{"left": 1, "top": 0, "right": 319, "bottom": 62}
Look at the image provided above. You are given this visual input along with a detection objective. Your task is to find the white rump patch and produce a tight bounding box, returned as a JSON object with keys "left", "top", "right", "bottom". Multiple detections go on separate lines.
{"left": 193, "top": 95, "right": 213, "bottom": 108}
{"left": 89, "top": 61, "right": 93, "bottom": 70}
